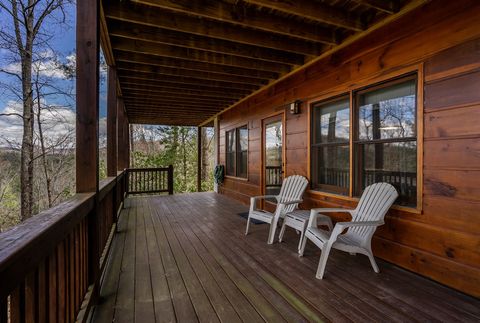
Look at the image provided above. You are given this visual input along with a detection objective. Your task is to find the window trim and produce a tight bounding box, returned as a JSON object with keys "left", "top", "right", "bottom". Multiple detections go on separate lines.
{"left": 225, "top": 125, "right": 248, "bottom": 179}
{"left": 307, "top": 65, "right": 424, "bottom": 212}
{"left": 310, "top": 94, "right": 351, "bottom": 195}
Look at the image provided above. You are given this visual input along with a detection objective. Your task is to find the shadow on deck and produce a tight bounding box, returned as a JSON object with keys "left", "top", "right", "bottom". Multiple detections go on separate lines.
{"left": 91, "top": 192, "right": 480, "bottom": 322}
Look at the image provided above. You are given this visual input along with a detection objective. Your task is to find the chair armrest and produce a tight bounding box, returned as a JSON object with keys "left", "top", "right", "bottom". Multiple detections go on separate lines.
{"left": 278, "top": 199, "right": 303, "bottom": 206}
{"left": 307, "top": 208, "right": 353, "bottom": 227}
{"left": 249, "top": 195, "right": 278, "bottom": 212}
{"left": 310, "top": 208, "right": 355, "bottom": 214}
{"left": 335, "top": 220, "right": 384, "bottom": 230}
{"left": 250, "top": 195, "right": 277, "bottom": 202}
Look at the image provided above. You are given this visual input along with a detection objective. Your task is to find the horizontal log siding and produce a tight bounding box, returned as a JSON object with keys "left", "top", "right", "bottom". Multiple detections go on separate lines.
{"left": 217, "top": 0, "right": 480, "bottom": 297}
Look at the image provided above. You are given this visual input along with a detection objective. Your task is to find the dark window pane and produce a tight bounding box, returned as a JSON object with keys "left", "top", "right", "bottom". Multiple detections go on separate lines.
{"left": 226, "top": 152, "right": 235, "bottom": 176}
{"left": 358, "top": 79, "right": 416, "bottom": 140}
{"left": 238, "top": 127, "right": 248, "bottom": 152}
{"left": 313, "top": 97, "right": 350, "bottom": 144}
{"left": 237, "top": 151, "right": 248, "bottom": 178}
{"left": 226, "top": 130, "right": 236, "bottom": 153}
{"left": 357, "top": 141, "right": 416, "bottom": 206}
{"left": 312, "top": 145, "right": 349, "bottom": 195}
{"left": 226, "top": 130, "right": 236, "bottom": 176}
{"left": 237, "top": 126, "right": 248, "bottom": 178}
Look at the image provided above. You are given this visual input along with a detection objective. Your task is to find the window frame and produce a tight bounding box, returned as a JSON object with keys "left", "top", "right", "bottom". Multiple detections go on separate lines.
{"left": 225, "top": 125, "right": 248, "bottom": 179}
{"left": 353, "top": 74, "right": 418, "bottom": 207}
{"left": 308, "top": 68, "right": 423, "bottom": 212}
{"left": 310, "top": 94, "right": 351, "bottom": 195}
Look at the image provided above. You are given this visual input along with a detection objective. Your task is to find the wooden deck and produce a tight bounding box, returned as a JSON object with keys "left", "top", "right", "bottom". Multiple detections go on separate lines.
{"left": 91, "top": 193, "right": 480, "bottom": 323}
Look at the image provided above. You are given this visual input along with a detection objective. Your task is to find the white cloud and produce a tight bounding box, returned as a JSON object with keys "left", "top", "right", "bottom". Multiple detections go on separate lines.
{"left": 0, "top": 100, "right": 75, "bottom": 148}
{"left": 1, "top": 51, "right": 75, "bottom": 79}
{"left": 0, "top": 100, "right": 109, "bottom": 150}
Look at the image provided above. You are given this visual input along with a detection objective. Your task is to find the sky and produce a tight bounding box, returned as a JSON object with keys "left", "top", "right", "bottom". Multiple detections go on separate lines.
{"left": 0, "top": 2, "right": 108, "bottom": 147}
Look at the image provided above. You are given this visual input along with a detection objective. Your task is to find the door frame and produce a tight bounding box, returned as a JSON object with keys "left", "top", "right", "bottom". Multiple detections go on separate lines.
{"left": 261, "top": 112, "right": 286, "bottom": 199}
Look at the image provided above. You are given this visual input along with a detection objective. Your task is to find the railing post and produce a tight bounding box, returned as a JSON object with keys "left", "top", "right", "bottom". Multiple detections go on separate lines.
{"left": 125, "top": 169, "right": 129, "bottom": 196}
{"left": 168, "top": 165, "right": 174, "bottom": 195}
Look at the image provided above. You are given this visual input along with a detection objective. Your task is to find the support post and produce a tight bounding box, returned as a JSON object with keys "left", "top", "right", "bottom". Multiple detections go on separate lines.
{"left": 117, "top": 98, "right": 126, "bottom": 171}
{"left": 76, "top": 0, "right": 100, "bottom": 306}
{"left": 106, "top": 66, "right": 117, "bottom": 177}
{"left": 168, "top": 165, "right": 174, "bottom": 195}
{"left": 197, "top": 126, "right": 202, "bottom": 192}
{"left": 213, "top": 117, "right": 219, "bottom": 193}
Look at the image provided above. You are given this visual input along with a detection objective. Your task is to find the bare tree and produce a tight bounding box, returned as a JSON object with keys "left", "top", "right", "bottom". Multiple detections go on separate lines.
{"left": 0, "top": 0, "right": 73, "bottom": 220}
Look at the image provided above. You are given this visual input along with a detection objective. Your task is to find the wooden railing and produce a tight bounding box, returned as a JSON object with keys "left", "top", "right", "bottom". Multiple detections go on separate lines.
{"left": 0, "top": 171, "right": 127, "bottom": 323}
{"left": 126, "top": 165, "right": 173, "bottom": 195}
{"left": 265, "top": 165, "right": 283, "bottom": 188}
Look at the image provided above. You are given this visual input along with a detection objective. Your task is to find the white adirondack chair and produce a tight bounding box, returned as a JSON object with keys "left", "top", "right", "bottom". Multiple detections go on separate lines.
{"left": 300, "top": 182, "right": 398, "bottom": 279}
{"left": 245, "top": 175, "right": 308, "bottom": 244}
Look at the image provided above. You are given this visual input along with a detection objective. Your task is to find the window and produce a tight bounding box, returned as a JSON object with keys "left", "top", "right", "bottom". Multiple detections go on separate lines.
{"left": 226, "top": 126, "right": 248, "bottom": 178}
{"left": 310, "top": 74, "right": 418, "bottom": 207}
{"left": 355, "top": 77, "right": 417, "bottom": 206}
{"left": 311, "top": 96, "right": 350, "bottom": 195}
{"left": 226, "top": 129, "right": 236, "bottom": 176}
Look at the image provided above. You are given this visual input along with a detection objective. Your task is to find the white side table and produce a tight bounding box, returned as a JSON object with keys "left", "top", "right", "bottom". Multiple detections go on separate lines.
{"left": 279, "top": 209, "right": 333, "bottom": 253}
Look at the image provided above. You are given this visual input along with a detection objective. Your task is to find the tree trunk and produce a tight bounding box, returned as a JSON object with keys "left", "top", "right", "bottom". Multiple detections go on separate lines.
{"left": 20, "top": 10, "right": 35, "bottom": 220}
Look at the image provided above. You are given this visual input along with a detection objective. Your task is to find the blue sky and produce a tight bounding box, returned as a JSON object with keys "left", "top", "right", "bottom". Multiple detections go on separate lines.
{"left": 0, "top": 2, "right": 107, "bottom": 145}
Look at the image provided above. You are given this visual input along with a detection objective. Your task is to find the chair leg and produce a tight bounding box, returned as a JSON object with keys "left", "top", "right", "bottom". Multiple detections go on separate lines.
{"left": 299, "top": 233, "right": 308, "bottom": 257}
{"left": 297, "top": 231, "right": 304, "bottom": 252}
{"left": 298, "top": 222, "right": 308, "bottom": 253}
{"left": 245, "top": 216, "right": 251, "bottom": 236}
{"left": 315, "top": 242, "right": 333, "bottom": 279}
{"left": 267, "top": 218, "right": 278, "bottom": 244}
{"left": 278, "top": 220, "right": 287, "bottom": 242}
{"left": 367, "top": 252, "right": 380, "bottom": 273}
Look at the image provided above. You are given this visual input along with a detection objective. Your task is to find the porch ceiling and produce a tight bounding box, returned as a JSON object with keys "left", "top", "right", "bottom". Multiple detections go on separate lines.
{"left": 101, "top": 0, "right": 417, "bottom": 126}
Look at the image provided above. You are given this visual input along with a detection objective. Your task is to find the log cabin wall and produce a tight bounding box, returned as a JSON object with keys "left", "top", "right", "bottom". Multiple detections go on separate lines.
{"left": 217, "top": 0, "right": 480, "bottom": 297}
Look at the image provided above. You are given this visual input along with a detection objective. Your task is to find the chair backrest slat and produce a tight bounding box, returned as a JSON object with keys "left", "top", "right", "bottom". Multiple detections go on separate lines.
{"left": 277, "top": 175, "right": 308, "bottom": 214}
{"left": 349, "top": 183, "right": 398, "bottom": 243}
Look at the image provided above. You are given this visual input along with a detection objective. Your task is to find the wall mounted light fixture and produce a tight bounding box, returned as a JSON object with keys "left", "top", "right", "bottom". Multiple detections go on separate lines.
{"left": 289, "top": 100, "right": 302, "bottom": 114}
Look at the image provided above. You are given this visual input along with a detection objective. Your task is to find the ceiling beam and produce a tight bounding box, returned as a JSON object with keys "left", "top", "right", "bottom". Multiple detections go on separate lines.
{"left": 121, "top": 87, "right": 246, "bottom": 100}
{"left": 132, "top": 0, "right": 336, "bottom": 44}
{"left": 120, "top": 85, "right": 249, "bottom": 99}
{"left": 123, "top": 98, "right": 232, "bottom": 108}
{"left": 242, "top": 0, "right": 364, "bottom": 31}
{"left": 111, "top": 37, "right": 294, "bottom": 73}
{"left": 122, "top": 94, "right": 235, "bottom": 104}
{"left": 116, "top": 62, "right": 269, "bottom": 85}
{"left": 119, "top": 80, "right": 255, "bottom": 95}
{"left": 114, "top": 51, "right": 280, "bottom": 80}
{"left": 352, "top": 0, "right": 400, "bottom": 14}
{"left": 118, "top": 73, "right": 260, "bottom": 91}
{"left": 104, "top": 1, "right": 324, "bottom": 55}
{"left": 109, "top": 23, "right": 306, "bottom": 65}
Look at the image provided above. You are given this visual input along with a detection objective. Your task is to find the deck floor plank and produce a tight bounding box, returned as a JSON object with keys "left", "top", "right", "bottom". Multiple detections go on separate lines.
{"left": 144, "top": 201, "right": 176, "bottom": 323}
{"left": 159, "top": 198, "right": 244, "bottom": 323}
{"left": 93, "top": 193, "right": 480, "bottom": 323}
{"left": 113, "top": 202, "right": 136, "bottom": 323}
{"left": 134, "top": 199, "right": 156, "bottom": 322}
{"left": 154, "top": 198, "right": 221, "bottom": 322}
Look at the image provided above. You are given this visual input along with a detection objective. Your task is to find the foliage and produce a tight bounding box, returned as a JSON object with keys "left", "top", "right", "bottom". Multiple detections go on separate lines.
{"left": 131, "top": 125, "right": 215, "bottom": 193}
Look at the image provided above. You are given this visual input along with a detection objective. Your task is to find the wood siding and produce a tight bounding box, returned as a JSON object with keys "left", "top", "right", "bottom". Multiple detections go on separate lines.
{"left": 217, "top": 0, "right": 480, "bottom": 297}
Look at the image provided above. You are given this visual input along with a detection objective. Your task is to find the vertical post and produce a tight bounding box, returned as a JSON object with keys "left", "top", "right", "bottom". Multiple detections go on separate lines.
{"left": 76, "top": 0, "right": 99, "bottom": 305}
{"left": 117, "top": 98, "right": 126, "bottom": 171}
{"left": 168, "top": 165, "right": 174, "bottom": 195}
{"left": 213, "top": 117, "right": 219, "bottom": 193}
{"left": 106, "top": 67, "right": 118, "bottom": 224}
{"left": 197, "top": 126, "right": 202, "bottom": 192}
{"left": 106, "top": 66, "right": 117, "bottom": 177}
